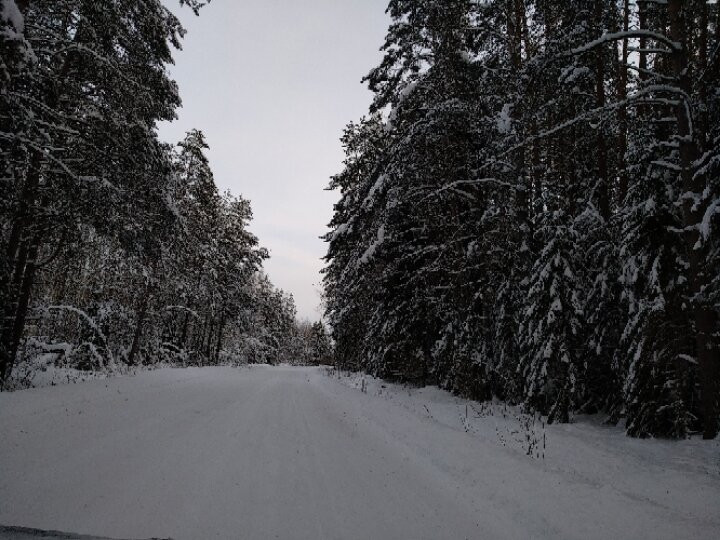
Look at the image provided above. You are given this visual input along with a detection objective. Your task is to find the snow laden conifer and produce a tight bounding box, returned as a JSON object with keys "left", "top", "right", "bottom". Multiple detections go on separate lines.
{"left": 613, "top": 0, "right": 719, "bottom": 437}
{"left": 0, "top": 1, "right": 325, "bottom": 382}
{"left": 322, "top": 0, "right": 720, "bottom": 438}
{"left": 362, "top": 0, "right": 495, "bottom": 388}
{"left": 616, "top": 102, "right": 696, "bottom": 438}
{"left": 519, "top": 212, "right": 584, "bottom": 423}
{"left": 0, "top": 0, "right": 194, "bottom": 380}
{"left": 323, "top": 115, "right": 389, "bottom": 373}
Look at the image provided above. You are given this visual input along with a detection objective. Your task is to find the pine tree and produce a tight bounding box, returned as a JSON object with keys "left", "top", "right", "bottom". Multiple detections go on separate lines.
{"left": 323, "top": 0, "right": 720, "bottom": 438}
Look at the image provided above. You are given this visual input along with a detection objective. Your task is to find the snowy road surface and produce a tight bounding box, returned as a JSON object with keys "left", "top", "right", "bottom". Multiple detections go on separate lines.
{"left": 1, "top": 366, "right": 718, "bottom": 540}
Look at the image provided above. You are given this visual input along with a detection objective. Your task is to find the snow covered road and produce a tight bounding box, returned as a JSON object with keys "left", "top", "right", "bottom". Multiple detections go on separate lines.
{"left": 1, "top": 366, "right": 718, "bottom": 540}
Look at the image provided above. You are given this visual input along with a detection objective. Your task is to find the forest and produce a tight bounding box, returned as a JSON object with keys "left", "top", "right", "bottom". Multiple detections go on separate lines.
{"left": 0, "top": 0, "right": 331, "bottom": 389}
{"left": 323, "top": 0, "right": 720, "bottom": 439}
{"left": 2, "top": 0, "right": 719, "bottom": 440}
{"left": 1, "top": 2, "right": 719, "bottom": 538}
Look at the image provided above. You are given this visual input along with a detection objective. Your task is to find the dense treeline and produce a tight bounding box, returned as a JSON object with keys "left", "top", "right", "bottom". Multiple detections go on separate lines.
{"left": 0, "top": 0, "right": 330, "bottom": 386}
{"left": 324, "top": 0, "right": 720, "bottom": 438}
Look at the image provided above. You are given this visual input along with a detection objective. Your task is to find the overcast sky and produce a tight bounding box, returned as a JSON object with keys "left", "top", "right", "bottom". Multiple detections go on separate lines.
{"left": 158, "top": 0, "right": 389, "bottom": 320}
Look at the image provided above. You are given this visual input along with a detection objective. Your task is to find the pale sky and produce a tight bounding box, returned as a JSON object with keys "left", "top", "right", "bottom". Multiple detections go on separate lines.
{"left": 158, "top": 0, "right": 389, "bottom": 320}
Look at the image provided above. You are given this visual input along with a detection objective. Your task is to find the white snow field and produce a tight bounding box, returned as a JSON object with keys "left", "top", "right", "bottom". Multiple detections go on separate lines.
{"left": 0, "top": 366, "right": 718, "bottom": 540}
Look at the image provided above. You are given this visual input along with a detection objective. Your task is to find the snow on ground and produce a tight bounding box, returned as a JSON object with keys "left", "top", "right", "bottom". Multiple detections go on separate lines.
{"left": 0, "top": 524, "right": 150, "bottom": 539}
{"left": 3, "top": 346, "right": 165, "bottom": 392}
{"left": 3, "top": 356, "right": 132, "bottom": 392}
{"left": 0, "top": 366, "right": 718, "bottom": 540}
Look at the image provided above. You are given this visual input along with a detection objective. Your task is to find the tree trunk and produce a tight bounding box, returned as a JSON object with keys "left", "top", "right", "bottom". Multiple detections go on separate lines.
{"left": 215, "top": 314, "right": 226, "bottom": 363}
{"left": 507, "top": 0, "right": 532, "bottom": 242}
{"left": 178, "top": 308, "right": 191, "bottom": 350}
{"left": 205, "top": 315, "right": 215, "bottom": 362}
{"left": 616, "top": 0, "right": 630, "bottom": 203}
{"left": 127, "top": 289, "right": 150, "bottom": 366}
{"left": 3, "top": 152, "right": 40, "bottom": 277}
{"left": 0, "top": 152, "right": 42, "bottom": 382}
{"left": 2, "top": 234, "right": 41, "bottom": 380}
{"left": 594, "top": 0, "right": 610, "bottom": 222}
{"left": 0, "top": 4, "right": 77, "bottom": 382}
{"left": 696, "top": 0, "right": 709, "bottom": 149}
{"left": 638, "top": 1, "right": 649, "bottom": 117}
{"left": 668, "top": 0, "right": 718, "bottom": 439}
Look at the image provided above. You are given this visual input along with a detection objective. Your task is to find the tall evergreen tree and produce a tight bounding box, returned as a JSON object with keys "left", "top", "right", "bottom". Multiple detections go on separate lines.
{"left": 324, "top": 0, "right": 720, "bottom": 438}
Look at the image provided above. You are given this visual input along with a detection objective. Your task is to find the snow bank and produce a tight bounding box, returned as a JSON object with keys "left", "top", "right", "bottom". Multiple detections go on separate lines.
{"left": 330, "top": 368, "right": 719, "bottom": 472}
